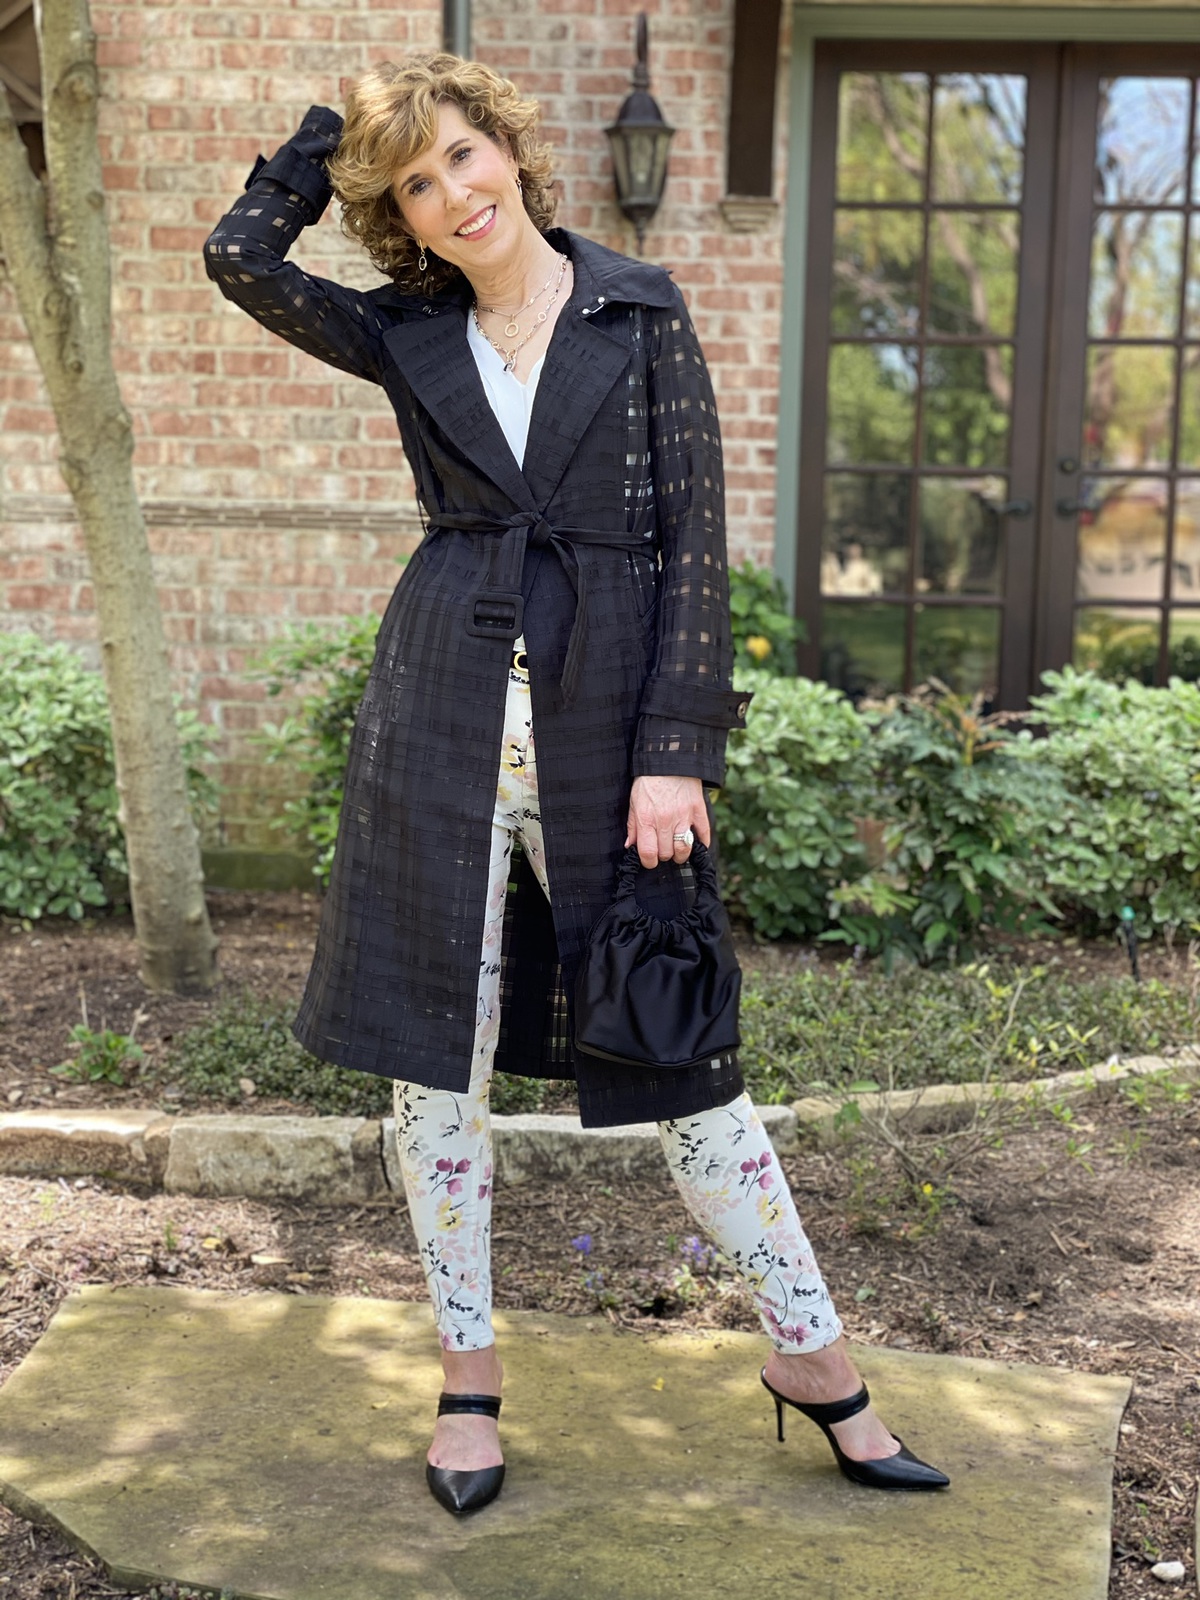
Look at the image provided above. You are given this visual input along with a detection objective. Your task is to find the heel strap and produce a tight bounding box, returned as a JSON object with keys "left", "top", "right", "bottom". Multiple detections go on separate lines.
{"left": 437, "top": 1392, "right": 502, "bottom": 1420}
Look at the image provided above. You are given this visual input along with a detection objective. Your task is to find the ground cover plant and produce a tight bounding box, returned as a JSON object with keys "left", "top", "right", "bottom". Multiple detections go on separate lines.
{"left": 142, "top": 950, "right": 1200, "bottom": 1119}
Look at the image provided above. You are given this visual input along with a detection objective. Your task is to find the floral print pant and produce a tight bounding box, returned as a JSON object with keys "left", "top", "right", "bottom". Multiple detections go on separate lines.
{"left": 392, "top": 638, "right": 844, "bottom": 1355}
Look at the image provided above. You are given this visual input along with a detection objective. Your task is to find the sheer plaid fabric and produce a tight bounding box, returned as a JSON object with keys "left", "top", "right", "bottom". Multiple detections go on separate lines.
{"left": 203, "top": 106, "right": 750, "bottom": 1126}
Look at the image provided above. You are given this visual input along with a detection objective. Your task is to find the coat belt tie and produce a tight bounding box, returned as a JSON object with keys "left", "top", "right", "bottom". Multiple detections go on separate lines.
{"left": 422, "top": 511, "right": 654, "bottom": 707}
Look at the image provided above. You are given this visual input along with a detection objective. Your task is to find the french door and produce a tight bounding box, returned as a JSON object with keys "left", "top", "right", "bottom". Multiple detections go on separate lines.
{"left": 796, "top": 42, "right": 1200, "bottom": 706}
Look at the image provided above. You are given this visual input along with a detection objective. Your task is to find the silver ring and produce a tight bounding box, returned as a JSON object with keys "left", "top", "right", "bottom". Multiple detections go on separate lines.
{"left": 673, "top": 829, "right": 695, "bottom": 846}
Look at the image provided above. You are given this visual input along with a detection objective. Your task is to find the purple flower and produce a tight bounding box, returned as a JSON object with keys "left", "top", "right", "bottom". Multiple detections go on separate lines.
{"left": 571, "top": 1234, "right": 593, "bottom": 1255}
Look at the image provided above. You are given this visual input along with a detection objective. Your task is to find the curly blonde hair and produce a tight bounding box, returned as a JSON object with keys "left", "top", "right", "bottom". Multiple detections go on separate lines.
{"left": 328, "top": 52, "right": 558, "bottom": 293}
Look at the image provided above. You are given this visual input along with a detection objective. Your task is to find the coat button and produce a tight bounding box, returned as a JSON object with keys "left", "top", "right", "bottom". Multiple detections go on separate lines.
{"left": 597, "top": 295, "right": 605, "bottom": 304}
{"left": 736, "top": 701, "right": 749, "bottom": 719}
{"left": 581, "top": 307, "right": 591, "bottom": 316}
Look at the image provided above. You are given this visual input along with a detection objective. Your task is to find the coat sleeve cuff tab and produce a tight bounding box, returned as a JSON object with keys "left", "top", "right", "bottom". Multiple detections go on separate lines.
{"left": 637, "top": 679, "right": 753, "bottom": 729}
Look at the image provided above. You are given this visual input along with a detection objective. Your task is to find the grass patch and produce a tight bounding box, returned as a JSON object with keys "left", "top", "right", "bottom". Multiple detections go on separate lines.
{"left": 152, "top": 962, "right": 1199, "bottom": 1118}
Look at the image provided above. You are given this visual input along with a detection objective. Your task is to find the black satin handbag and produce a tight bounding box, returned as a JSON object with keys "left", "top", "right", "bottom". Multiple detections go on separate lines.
{"left": 574, "top": 841, "right": 742, "bottom": 1071}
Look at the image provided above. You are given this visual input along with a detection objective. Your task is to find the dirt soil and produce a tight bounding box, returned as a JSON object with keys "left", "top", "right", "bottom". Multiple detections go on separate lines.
{"left": 0, "top": 896, "right": 1197, "bottom": 1599}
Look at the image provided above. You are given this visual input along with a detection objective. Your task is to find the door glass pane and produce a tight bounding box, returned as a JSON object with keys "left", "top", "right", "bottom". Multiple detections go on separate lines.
{"left": 1166, "top": 608, "right": 1200, "bottom": 677}
{"left": 1088, "top": 212, "right": 1184, "bottom": 338}
{"left": 1180, "top": 355, "right": 1200, "bottom": 467}
{"left": 913, "top": 605, "right": 1000, "bottom": 697}
{"left": 1073, "top": 607, "right": 1161, "bottom": 682}
{"left": 837, "top": 73, "right": 928, "bottom": 203}
{"left": 1075, "top": 476, "right": 1169, "bottom": 602}
{"left": 823, "top": 474, "right": 910, "bottom": 594}
{"left": 917, "top": 476, "right": 1005, "bottom": 595}
{"left": 931, "top": 74, "right": 1026, "bottom": 204}
{"left": 1187, "top": 232, "right": 1200, "bottom": 335}
{"left": 820, "top": 602, "right": 906, "bottom": 699}
{"left": 826, "top": 344, "right": 919, "bottom": 464}
{"left": 1083, "top": 345, "right": 1176, "bottom": 468}
{"left": 1175, "top": 478, "right": 1200, "bottom": 599}
{"left": 928, "top": 211, "right": 1020, "bottom": 336}
{"left": 1095, "top": 77, "right": 1191, "bottom": 205}
{"left": 922, "top": 345, "right": 1013, "bottom": 467}
{"left": 832, "top": 210, "right": 923, "bottom": 336}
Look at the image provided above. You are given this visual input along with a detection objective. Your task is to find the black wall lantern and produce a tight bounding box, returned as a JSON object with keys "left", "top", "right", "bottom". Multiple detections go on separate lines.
{"left": 605, "top": 15, "right": 674, "bottom": 252}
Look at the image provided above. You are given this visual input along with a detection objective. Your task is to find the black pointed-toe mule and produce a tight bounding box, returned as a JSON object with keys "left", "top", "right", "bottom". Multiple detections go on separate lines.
{"left": 425, "top": 1393, "right": 506, "bottom": 1515}
{"left": 760, "top": 1368, "right": 949, "bottom": 1490}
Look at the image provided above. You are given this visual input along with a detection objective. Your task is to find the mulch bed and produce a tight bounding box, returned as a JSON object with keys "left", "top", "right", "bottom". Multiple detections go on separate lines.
{"left": 0, "top": 896, "right": 1197, "bottom": 1598}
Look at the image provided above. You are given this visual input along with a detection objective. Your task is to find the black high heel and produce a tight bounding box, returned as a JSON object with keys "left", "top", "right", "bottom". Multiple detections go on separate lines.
{"left": 760, "top": 1368, "right": 949, "bottom": 1490}
{"left": 425, "top": 1393, "right": 506, "bottom": 1515}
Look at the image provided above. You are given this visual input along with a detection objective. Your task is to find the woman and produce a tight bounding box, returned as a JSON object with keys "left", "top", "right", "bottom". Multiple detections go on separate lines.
{"left": 204, "top": 52, "right": 948, "bottom": 1515}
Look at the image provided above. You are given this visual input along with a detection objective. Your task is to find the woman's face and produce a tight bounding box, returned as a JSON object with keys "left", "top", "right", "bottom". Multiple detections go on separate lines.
{"left": 392, "top": 100, "right": 523, "bottom": 276}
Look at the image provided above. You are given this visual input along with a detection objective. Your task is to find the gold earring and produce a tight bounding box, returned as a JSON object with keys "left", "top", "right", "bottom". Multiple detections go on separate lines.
{"left": 418, "top": 240, "right": 428, "bottom": 272}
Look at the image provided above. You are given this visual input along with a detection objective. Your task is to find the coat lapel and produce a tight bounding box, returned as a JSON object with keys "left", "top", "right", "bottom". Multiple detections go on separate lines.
{"left": 522, "top": 228, "right": 676, "bottom": 510}
{"left": 381, "top": 303, "right": 537, "bottom": 514}
{"left": 520, "top": 307, "right": 632, "bottom": 512}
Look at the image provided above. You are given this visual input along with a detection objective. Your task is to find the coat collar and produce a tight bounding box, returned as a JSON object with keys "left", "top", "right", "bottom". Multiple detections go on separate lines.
{"left": 378, "top": 229, "right": 675, "bottom": 511}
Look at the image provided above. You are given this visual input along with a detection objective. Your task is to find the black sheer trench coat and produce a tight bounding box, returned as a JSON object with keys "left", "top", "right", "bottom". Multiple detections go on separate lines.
{"left": 204, "top": 106, "right": 752, "bottom": 1126}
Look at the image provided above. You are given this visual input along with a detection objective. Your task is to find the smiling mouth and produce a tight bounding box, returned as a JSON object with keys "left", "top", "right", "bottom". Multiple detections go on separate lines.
{"left": 456, "top": 205, "right": 496, "bottom": 237}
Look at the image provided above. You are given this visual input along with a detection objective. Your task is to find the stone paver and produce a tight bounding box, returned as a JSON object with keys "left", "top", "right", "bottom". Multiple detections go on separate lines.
{"left": 0, "top": 1285, "right": 1129, "bottom": 1600}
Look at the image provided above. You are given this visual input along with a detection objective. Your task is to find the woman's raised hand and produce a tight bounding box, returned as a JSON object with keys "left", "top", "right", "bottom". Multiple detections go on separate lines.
{"left": 625, "top": 775, "right": 710, "bottom": 868}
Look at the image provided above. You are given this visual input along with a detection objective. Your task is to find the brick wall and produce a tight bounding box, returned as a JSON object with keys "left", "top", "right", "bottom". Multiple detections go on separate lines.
{"left": 0, "top": 0, "right": 789, "bottom": 850}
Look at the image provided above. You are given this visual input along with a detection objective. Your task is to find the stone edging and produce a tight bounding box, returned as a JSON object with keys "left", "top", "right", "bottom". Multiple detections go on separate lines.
{"left": 0, "top": 1050, "right": 1194, "bottom": 1203}
{"left": 0, "top": 1105, "right": 799, "bottom": 1204}
{"left": 790, "top": 1048, "right": 1200, "bottom": 1146}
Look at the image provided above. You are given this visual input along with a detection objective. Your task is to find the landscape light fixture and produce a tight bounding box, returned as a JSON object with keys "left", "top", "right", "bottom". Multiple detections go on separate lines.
{"left": 605, "top": 14, "right": 674, "bottom": 252}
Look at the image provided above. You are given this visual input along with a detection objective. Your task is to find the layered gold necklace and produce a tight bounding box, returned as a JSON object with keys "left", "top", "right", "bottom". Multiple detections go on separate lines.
{"left": 472, "top": 252, "right": 569, "bottom": 373}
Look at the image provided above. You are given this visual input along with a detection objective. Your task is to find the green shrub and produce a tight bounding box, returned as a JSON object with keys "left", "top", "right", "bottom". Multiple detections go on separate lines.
{"left": 1018, "top": 668, "right": 1200, "bottom": 937}
{"left": 831, "top": 688, "right": 1064, "bottom": 963}
{"left": 738, "top": 959, "right": 1198, "bottom": 1104}
{"left": 714, "top": 672, "right": 872, "bottom": 938}
{"left": 0, "top": 632, "right": 216, "bottom": 920}
{"left": 728, "top": 559, "right": 805, "bottom": 676}
{"left": 251, "top": 616, "right": 379, "bottom": 885}
{"left": 158, "top": 994, "right": 564, "bottom": 1117}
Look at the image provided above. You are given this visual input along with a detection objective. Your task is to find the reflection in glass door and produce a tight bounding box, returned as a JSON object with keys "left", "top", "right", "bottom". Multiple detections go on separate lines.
{"left": 799, "top": 46, "right": 1057, "bottom": 705}
{"left": 1049, "top": 61, "right": 1200, "bottom": 685}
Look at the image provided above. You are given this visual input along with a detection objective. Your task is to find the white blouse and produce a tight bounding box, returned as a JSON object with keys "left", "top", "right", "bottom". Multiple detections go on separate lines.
{"left": 466, "top": 313, "right": 545, "bottom": 470}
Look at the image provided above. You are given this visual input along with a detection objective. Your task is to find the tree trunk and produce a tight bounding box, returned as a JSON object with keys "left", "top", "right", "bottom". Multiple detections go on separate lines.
{"left": 0, "top": 0, "right": 217, "bottom": 992}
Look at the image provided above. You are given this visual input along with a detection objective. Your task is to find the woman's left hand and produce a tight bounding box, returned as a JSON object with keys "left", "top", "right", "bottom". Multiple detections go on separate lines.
{"left": 625, "top": 775, "right": 710, "bottom": 868}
